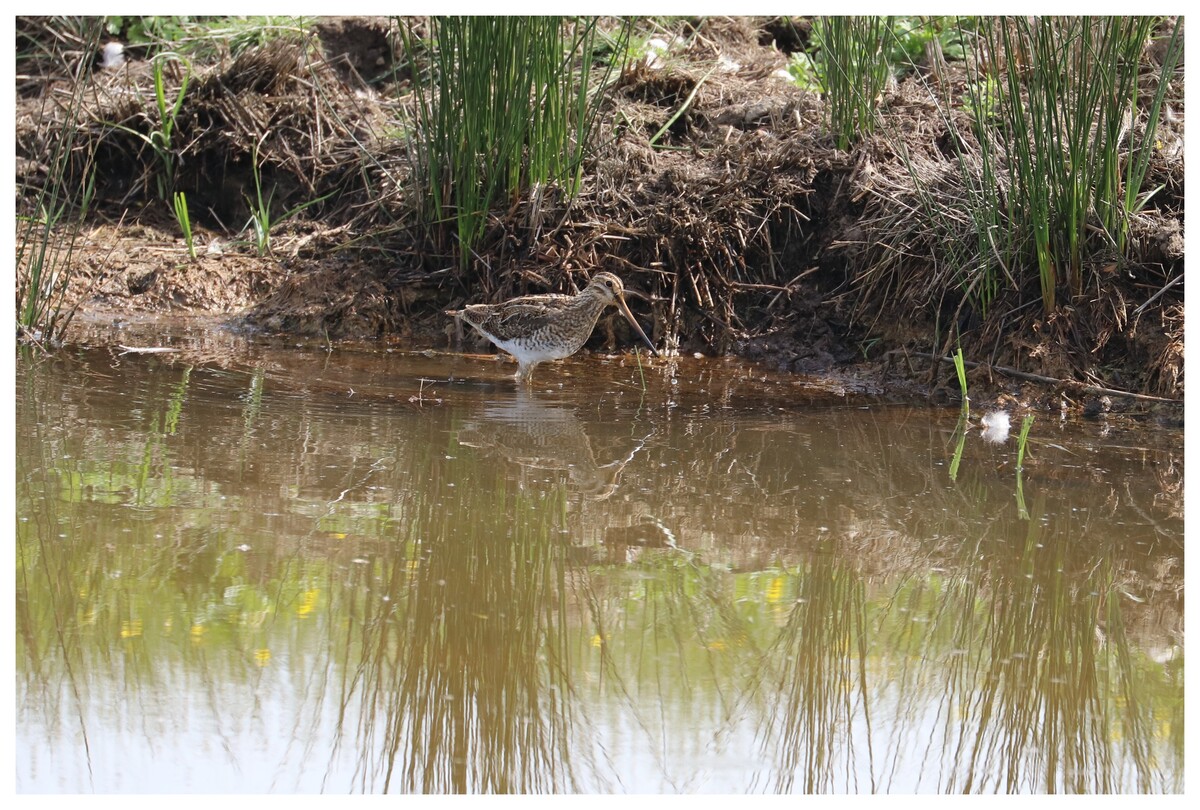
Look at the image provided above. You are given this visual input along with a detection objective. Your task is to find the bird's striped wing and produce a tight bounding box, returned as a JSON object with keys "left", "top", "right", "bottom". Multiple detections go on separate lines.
{"left": 461, "top": 296, "right": 572, "bottom": 342}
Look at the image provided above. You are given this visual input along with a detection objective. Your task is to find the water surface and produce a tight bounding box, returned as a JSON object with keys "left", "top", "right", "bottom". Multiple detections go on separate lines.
{"left": 15, "top": 318, "right": 1183, "bottom": 793}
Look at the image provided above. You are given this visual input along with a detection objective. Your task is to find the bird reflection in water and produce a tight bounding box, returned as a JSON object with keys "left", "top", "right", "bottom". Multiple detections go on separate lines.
{"left": 456, "top": 391, "right": 651, "bottom": 501}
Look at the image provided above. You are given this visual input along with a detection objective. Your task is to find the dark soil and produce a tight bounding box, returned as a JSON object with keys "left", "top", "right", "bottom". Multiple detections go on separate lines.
{"left": 15, "top": 16, "right": 1185, "bottom": 420}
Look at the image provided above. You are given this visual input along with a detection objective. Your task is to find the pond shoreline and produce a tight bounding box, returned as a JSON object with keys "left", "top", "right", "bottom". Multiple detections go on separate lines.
{"left": 51, "top": 306, "right": 1184, "bottom": 435}
{"left": 17, "top": 16, "right": 1184, "bottom": 422}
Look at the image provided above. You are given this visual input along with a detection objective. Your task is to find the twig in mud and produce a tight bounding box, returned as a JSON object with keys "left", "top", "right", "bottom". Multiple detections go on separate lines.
{"left": 117, "top": 345, "right": 182, "bottom": 355}
{"left": 896, "top": 350, "right": 1182, "bottom": 404}
{"left": 1132, "top": 272, "right": 1183, "bottom": 318}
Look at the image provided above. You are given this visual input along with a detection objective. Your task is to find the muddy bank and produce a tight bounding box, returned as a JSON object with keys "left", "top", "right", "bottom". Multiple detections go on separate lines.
{"left": 15, "top": 16, "right": 1184, "bottom": 417}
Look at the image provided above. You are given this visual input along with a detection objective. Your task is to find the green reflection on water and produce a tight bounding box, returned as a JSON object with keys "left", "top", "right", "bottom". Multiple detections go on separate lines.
{"left": 14, "top": 349, "right": 1183, "bottom": 793}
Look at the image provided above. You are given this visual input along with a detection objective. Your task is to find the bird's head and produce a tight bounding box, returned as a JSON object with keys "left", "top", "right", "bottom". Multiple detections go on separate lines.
{"left": 587, "top": 272, "right": 626, "bottom": 304}
{"left": 587, "top": 272, "right": 658, "bottom": 357}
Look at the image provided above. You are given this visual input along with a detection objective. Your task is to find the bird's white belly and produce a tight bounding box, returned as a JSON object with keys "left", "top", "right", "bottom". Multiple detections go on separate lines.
{"left": 494, "top": 335, "right": 576, "bottom": 364}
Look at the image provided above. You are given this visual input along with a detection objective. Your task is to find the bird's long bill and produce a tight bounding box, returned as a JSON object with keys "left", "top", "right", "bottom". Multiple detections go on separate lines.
{"left": 615, "top": 295, "right": 660, "bottom": 357}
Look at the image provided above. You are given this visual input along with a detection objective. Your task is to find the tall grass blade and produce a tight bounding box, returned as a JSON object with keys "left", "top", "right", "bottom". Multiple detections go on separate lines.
{"left": 16, "top": 21, "right": 102, "bottom": 344}
{"left": 953, "top": 347, "right": 969, "bottom": 413}
{"left": 401, "top": 17, "right": 628, "bottom": 271}
{"left": 649, "top": 65, "right": 716, "bottom": 148}
{"left": 173, "top": 191, "right": 196, "bottom": 259}
{"left": 1015, "top": 413, "right": 1035, "bottom": 471}
{"left": 1015, "top": 414, "right": 1035, "bottom": 519}
{"left": 1120, "top": 19, "right": 1182, "bottom": 253}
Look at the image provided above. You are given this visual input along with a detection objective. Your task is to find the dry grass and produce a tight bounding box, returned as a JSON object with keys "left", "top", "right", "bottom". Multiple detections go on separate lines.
{"left": 13, "top": 16, "right": 1185, "bottom": 400}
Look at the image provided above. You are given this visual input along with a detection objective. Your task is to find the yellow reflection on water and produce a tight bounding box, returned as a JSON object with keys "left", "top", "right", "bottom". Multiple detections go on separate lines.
{"left": 14, "top": 344, "right": 1183, "bottom": 793}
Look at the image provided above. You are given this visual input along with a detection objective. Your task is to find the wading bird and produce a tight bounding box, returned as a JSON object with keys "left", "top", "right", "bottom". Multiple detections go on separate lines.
{"left": 448, "top": 272, "right": 658, "bottom": 384}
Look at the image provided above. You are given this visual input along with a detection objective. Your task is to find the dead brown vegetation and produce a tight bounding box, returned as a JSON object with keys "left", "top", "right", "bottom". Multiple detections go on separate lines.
{"left": 14, "top": 16, "right": 1185, "bottom": 408}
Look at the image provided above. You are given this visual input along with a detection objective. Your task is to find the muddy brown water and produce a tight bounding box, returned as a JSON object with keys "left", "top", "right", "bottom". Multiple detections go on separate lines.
{"left": 15, "top": 315, "right": 1183, "bottom": 793}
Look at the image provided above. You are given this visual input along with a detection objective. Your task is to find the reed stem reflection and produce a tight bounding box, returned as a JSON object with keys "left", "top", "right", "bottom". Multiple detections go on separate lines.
{"left": 15, "top": 349, "right": 1183, "bottom": 793}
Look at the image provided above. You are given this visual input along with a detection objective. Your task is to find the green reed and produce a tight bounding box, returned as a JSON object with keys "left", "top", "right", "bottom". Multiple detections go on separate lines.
{"left": 1120, "top": 21, "right": 1182, "bottom": 255}
{"left": 815, "top": 16, "right": 893, "bottom": 150}
{"left": 16, "top": 24, "right": 99, "bottom": 345}
{"left": 243, "top": 139, "right": 330, "bottom": 256}
{"left": 402, "top": 17, "right": 627, "bottom": 270}
{"left": 969, "top": 17, "right": 1170, "bottom": 312}
{"left": 952, "top": 347, "right": 969, "bottom": 411}
{"left": 150, "top": 53, "right": 189, "bottom": 198}
{"left": 173, "top": 191, "right": 196, "bottom": 259}
{"left": 1015, "top": 413, "right": 1034, "bottom": 471}
{"left": 245, "top": 141, "right": 275, "bottom": 256}
{"left": 944, "top": 349, "right": 970, "bottom": 484}
{"left": 106, "top": 52, "right": 191, "bottom": 200}
{"left": 867, "top": 17, "right": 1178, "bottom": 325}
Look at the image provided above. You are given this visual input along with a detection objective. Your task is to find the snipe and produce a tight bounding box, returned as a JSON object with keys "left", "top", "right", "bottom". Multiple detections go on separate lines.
{"left": 448, "top": 272, "right": 658, "bottom": 383}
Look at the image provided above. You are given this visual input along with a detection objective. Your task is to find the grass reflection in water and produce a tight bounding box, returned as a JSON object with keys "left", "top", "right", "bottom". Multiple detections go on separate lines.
{"left": 14, "top": 350, "right": 1183, "bottom": 793}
